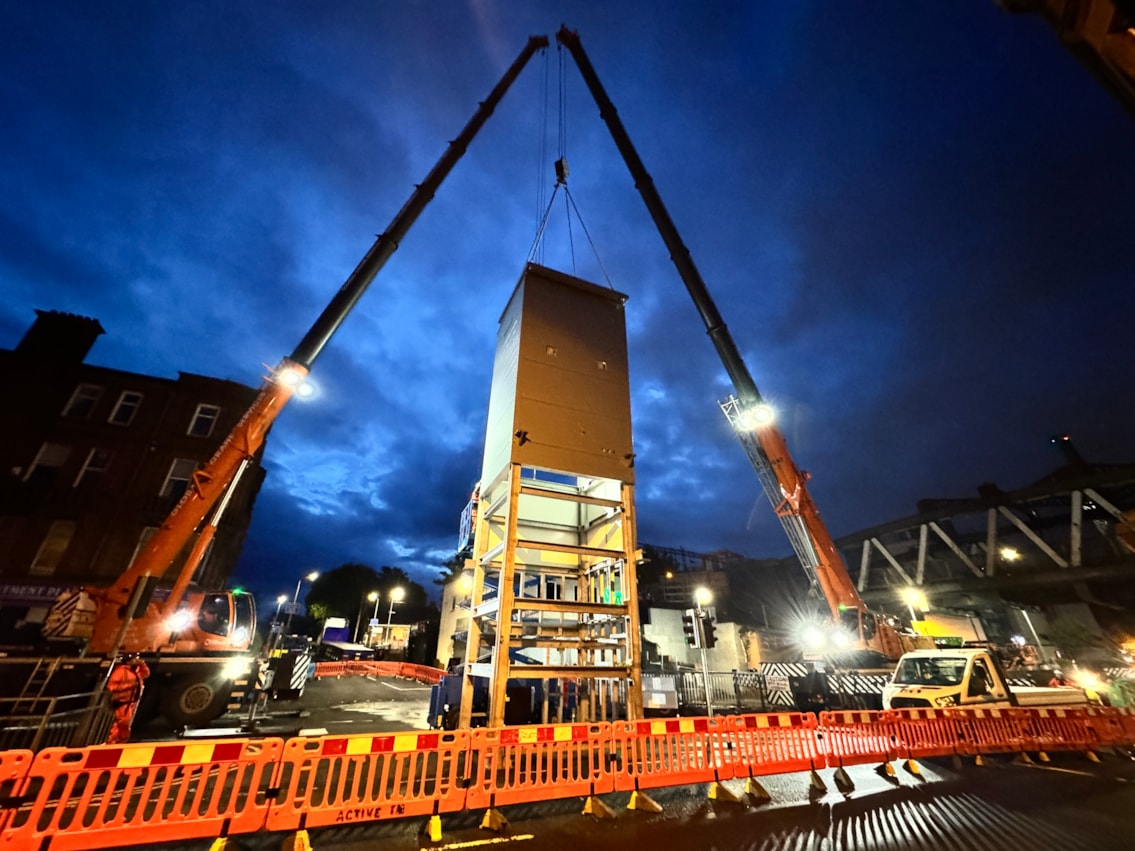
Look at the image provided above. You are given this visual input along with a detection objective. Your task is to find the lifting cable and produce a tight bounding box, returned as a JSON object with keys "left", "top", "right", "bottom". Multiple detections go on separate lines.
{"left": 525, "top": 41, "right": 615, "bottom": 290}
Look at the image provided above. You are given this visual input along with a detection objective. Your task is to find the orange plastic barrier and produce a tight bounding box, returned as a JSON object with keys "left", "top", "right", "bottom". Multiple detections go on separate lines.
{"left": 0, "top": 749, "right": 33, "bottom": 836}
{"left": 1082, "top": 706, "right": 1135, "bottom": 748}
{"left": 311, "top": 661, "right": 445, "bottom": 684}
{"left": 3, "top": 738, "right": 282, "bottom": 850}
{"left": 398, "top": 663, "right": 446, "bottom": 685}
{"left": 818, "top": 710, "right": 894, "bottom": 768}
{"left": 729, "top": 712, "right": 821, "bottom": 777}
{"left": 465, "top": 723, "right": 611, "bottom": 809}
{"left": 313, "top": 662, "right": 348, "bottom": 678}
{"left": 948, "top": 707, "right": 1031, "bottom": 755}
{"left": 612, "top": 716, "right": 734, "bottom": 791}
{"left": 1018, "top": 707, "right": 1098, "bottom": 753}
{"left": 887, "top": 707, "right": 962, "bottom": 760}
{"left": 266, "top": 730, "right": 468, "bottom": 830}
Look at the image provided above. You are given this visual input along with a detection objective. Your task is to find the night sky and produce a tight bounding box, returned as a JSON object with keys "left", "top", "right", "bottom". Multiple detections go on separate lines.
{"left": 3, "top": 3, "right": 1132, "bottom": 607}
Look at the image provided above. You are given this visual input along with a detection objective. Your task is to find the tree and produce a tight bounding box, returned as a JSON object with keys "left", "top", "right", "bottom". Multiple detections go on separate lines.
{"left": 305, "top": 563, "right": 432, "bottom": 640}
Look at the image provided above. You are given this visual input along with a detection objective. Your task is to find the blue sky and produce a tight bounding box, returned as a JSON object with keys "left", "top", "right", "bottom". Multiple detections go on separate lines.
{"left": 3, "top": 2, "right": 1132, "bottom": 603}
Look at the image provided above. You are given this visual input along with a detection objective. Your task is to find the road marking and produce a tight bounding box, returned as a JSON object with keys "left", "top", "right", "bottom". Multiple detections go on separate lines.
{"left": 378, "top": 681, "right": 433, "bottom": 692}
{"left": 435, "top": 835, "right": 534, "bottom": 849}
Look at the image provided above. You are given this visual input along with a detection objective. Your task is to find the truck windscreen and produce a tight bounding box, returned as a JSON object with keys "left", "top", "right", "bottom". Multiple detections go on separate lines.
{"left": 893, "top": 656, "right": 967, "bottom": 686}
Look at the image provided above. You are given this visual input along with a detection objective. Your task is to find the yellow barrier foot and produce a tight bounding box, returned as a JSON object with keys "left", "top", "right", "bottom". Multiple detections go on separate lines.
{"left": 481, "top": 808, "right": 510, "bottom": 833}
{"left": 1037, "top": 751, "right": 1050, "bottom": 763}
{"left": 709, "top": 781, "right": 742, "bottom": 804}
{"left": 833, "top": 767, "right": 854, "bottom": 793}
{"left": 903, "top": 758, "right": 921, "bottom": 776}
{"left": 1085, "top": 750, "right": 1101, "bottom": 763}
{"left": 974, "top": 755, "right": 985, "bottom": 767}
{"left": 582, "top": 796, "right": 617, "bottom": 819}
{"left": 627, "top": 790, "right": 663, "bottom": 813}
{"left": 1013, "top": 752, "right": 1034, "bottom": 765}
{"left": 808, "top": 769, "right": 827, "bottom": 794}
{"left": 209, "top": 840, "right": 240, "bottom": 851}
{"left": 425, "top": 815, "right": 443, "bottom": 842}
{"left": 876, "top": 761, "right": 896, "bottom": 778}
{"left": 745, "top": 777, "right": 771, "bottom": 804}
{"left": 281, "top": 829, "right": 313, "bottom": 851}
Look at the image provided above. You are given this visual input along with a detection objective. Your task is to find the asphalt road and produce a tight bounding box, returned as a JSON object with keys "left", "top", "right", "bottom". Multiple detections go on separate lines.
{"left": 136, "top": 673, "right": 435, "bottom": 741}
{"left": 147, "top": 749, "right": 1135, "bottom": 851}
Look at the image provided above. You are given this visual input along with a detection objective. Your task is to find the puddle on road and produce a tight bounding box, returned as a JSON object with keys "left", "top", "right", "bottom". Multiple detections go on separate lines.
{"left": 331, "top": 700, "right": 432, "bottom": 730}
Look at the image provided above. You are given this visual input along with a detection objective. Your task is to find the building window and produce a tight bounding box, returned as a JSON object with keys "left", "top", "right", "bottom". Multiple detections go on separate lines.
{"left": 160, "top": 458, "right": 198, "bottom": 499}
{"left": 62, "top": 384, "right": 103, "bottom": 419}
{"left": 30, "top": 520, "right": 76, "bottom": 576}
{"left": 73, "top": 448, "right": 113, "bottom": 487}
{"left": 108, "top": 390, "right": 143, "bottom": 425}
{"left": 24, "top": 442, "right": 71, "bottom": 486}
{"left": 188, "top": 403, "right": 222, "bottom": 437}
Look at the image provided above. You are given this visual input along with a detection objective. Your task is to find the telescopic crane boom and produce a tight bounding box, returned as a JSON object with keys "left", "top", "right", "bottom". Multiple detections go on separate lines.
{"left": 555, "top": 26, "right": 905, "bottom": 660}
{"left": 85, "top": 35, "right": 550, "bottom": 653}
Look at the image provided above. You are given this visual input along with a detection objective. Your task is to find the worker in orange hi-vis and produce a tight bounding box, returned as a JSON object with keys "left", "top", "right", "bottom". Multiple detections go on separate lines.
{"left": 105, "top": 654, "right": 151, "bottom": 744}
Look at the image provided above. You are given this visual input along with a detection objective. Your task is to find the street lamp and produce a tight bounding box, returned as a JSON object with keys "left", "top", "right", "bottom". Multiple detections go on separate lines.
{"left": 385, "top": 587, "right": 405, "bottom": 647}
{"left": 694, "top": 586, "right": 713, "bottom": 716}
{"left": 900, "top": 586, "right": 928, "bottom": 625}
{"left": 285, "top": 570, "right": 319, "bottom": 631}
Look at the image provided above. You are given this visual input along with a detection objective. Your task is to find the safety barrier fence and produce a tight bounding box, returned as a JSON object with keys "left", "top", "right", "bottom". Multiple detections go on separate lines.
{"left": 312, "top": 660, "right": 446, "bottom": 684}
{"left": 2, "top": 706, "right": 1133, "bottom": 849}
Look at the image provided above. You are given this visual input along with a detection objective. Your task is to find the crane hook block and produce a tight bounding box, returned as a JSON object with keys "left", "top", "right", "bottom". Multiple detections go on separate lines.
{"left": 555, "top": 157, "right": 570, "bottom": 184}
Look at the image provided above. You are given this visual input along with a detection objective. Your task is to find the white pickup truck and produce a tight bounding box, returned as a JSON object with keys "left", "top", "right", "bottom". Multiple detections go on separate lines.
{"left": 882, "top": 648, "right": 1092, "bottom": 710}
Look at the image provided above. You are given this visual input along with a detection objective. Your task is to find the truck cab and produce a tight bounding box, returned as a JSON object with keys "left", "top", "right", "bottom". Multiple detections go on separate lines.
{"left": 882, "top": 648, "right": 1090, "bottom": 710}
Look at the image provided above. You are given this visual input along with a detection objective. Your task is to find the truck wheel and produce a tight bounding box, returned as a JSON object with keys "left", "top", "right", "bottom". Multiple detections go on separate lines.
{"left": 161, "top": 677, "right": 231, "bottom": 726}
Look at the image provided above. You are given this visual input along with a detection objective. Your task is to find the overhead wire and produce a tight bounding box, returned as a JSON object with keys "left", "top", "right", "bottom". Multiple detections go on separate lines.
{"left": 525, "top": 39, "right": 615, "bottom": 290}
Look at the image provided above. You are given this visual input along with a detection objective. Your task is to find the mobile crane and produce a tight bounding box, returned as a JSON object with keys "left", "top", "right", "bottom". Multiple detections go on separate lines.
{"left": 30, "top": 34, "right": 549, "bottom": 728}
{"left": 554, "top": 26, "right": 916, "bottom": 666}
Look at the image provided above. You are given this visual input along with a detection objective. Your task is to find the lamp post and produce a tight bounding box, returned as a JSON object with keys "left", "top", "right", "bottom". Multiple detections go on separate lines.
{"left": 285, "top": 570, "right": 319, "bottom": 632}
{"left": 695, "top": 586, "right": 713, "bottom": 716}
{"left": 355, "top": 591, "right": 379, "bottom": 643}
{"left": 900, "top": 586, "right": 928, "bottom": 627}
{"left": 385, "top": 587, "right": 405, "bottom": 647}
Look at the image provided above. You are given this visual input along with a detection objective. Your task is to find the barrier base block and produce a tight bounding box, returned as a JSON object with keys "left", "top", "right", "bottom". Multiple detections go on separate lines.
{"left": 709, "top": 781, "right": 742, "bottom": 804}
{"left": 833, "top": 767, "right": 854, "bottom": 793}
{"left": 877, "top": 761, "right": 895, "bottom": 778}
{"left": 974, "top": 755, "right": 985, "bottom": 767}
{"left": 481, "top": 808, "right": 510, "bottom": 833}
{"left": 1013, "top": 752, "right": 1034, "bottom": 765}
{"left": 1038, "top": 751, "right": 1051, "bottom": 763}
{"left": 745, "top": 777, "right": 771, "bottom": 803}
{"left": 583, "top": 796, "right": 617, "bottom": 819}
{"left": 628, "top": 790, "right": 663, "bottom": 813}
{"left": 808, "top": 770, "right": 827, "bottom": 794}
{"left": 282, "top": 829, "right": 313, "bottom": 851}
{"left": 426, "top": 815, "right": 443, "bottom": 842}
{"left": 903, "top": 758, "right": 922, "bottom": 776}
{"left": 1086, "top": 750, "right": 1101, "bottom": 763}
{"left": 208, "top": 839, "right": 238, "bottom": 851}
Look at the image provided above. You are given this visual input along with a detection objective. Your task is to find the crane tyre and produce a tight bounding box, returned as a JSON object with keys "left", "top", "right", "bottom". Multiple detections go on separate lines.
{"left": 160, "top": 677, "right": 231, "bottom": 726}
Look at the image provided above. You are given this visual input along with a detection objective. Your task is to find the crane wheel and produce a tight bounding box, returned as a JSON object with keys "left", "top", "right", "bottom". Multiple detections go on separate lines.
{"left": 161, "top": 677, "right": 232, "bottom": 726}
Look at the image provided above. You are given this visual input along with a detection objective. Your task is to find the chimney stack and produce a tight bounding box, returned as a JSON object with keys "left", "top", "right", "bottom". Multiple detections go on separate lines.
{"left": 15, "top": 310, "right": 105, "bottom": 364}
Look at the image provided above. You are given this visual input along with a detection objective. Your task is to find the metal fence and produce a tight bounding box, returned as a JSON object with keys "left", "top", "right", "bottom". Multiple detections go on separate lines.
{"left": 676, "top": 671, "right": 776, "bottom": 714}
{"left": 0, "top": 692, "right": 115, "bottom": 752}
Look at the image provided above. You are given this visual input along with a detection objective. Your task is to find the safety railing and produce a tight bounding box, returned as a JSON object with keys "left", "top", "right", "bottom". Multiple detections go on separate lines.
{"left": 3, "top": 705, "right": 1134, "bottom": 849}
{"left": 0, "top": 692, "right": 115, "bottom": 753}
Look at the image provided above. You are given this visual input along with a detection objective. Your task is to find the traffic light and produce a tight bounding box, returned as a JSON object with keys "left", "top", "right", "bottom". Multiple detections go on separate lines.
{"left": 682, "top": 609, "right": 700, "bottom": 647}
{"left": 702, "top": 615, "right": 717, "bottom": 649}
